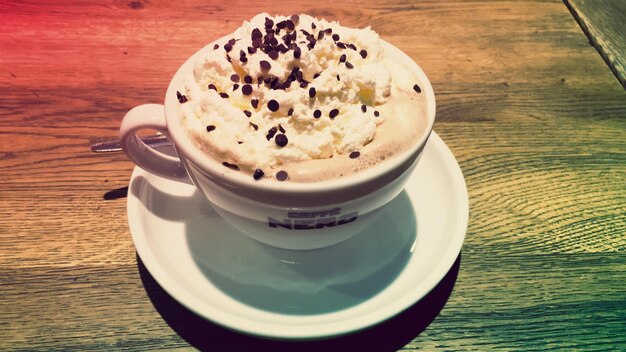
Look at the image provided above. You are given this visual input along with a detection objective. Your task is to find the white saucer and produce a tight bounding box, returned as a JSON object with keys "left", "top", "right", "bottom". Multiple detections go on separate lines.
{"left": 127, "top": 131, "right": 468, "bottom": 340}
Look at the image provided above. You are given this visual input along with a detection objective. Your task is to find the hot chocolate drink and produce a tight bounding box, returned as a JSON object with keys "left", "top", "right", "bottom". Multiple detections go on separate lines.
{"left": 176, "top": 13, "right": 428, "bottom": 182}
{"left": 119, "top": 12, "right": 435, "bottom": 249}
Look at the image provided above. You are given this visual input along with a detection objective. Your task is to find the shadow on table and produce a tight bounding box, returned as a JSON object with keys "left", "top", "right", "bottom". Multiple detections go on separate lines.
{"left": 137, "top": 252, "right": 461, "bottom": 352}
{"left": 103, "top": 186, "right": 128, "bottom": 200}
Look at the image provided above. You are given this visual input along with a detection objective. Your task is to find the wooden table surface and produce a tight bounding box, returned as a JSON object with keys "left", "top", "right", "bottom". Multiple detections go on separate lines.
{"left": 1, "top": 0, "right": 625, "bottom": 351}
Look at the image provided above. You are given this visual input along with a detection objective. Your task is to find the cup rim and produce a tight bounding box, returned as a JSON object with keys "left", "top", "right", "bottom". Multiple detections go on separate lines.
{"left": 163, "top": 36, "right": 436, "bottom": 195}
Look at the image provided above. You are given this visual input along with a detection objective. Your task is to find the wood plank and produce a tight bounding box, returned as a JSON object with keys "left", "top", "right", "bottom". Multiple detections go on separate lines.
{"left": 565, "top": 0, "right": 626, "bottom": 89}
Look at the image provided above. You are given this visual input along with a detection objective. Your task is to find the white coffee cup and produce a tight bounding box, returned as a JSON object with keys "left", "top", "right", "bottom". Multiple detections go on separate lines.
{"left": 120, "top": 38, "right": 435, "bottom": 250}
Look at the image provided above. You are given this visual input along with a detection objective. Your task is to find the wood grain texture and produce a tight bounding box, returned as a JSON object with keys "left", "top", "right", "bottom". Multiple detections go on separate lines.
{"left": 1, "top": 0, "right": 625, "bottom": 350}
{"left": 565, "top": 0, "right": 626, "bottom": 89}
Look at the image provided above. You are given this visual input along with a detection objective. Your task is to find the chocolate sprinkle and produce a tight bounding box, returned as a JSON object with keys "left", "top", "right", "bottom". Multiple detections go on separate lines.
{"left": 359, "top": 49, "right": 368, "bottom": 59}
{"left": 260, "top": 60, "right": 271, "bottom": 71}
{"left": 269, "top": 77, "right": 279, "bottom": 89}
{"left": 242, "top": 84, "right": 253, "bottom": 95}
{"left": 251, "top": 99, "right": 259, "bottom": 109}
{"left": 206, "top": 125, "right": 216, "bottom": 132}
{"left": 309, "top": 87, "right": 316, "bottom": 98}
{"left": 336, "top": 42, "right": 346, "bottom": 49}
{"left": 374, "top": 110, "right": 380, "bottom": 117}
{"left": 275, "top": 133, "right": 288, "bottom": 147}
{"left": 339, "top": 54, "right": 346, "bottom": 63}
{"left": 268, "top": 50, "right": 279, "bottom": 60}
{"left": 345, "top": 61, "right": 354, "bottom": 69}
{"left": 266, "top": 126, "right": 278, "bottom": 140}
{"left": 276, "top": 170, "right": 288, "bottom": 181}
{"left": 329, "top": 108, "right": 339, "bottom": 118}
{"left": 349, "top": 151, "right": 360, "bottom": 159}
{"left": 313, "top": 109, "right": 321, "bottom": 118}
{"left": 290, "top": 15, "right": 299, "bottom": 24}
{"left": 313, "top": 72, "right": 321, "bottom": 79}
{"left": 249, "top": 122, "right": 258, "bottom": 130}
{"left": 244, "top": 75, "right": 253, "bottom": 84}
{"left": 294, "top": 46, "right": 301, "bottom": 59}
{"left": 222, "top": 162, "right": 239, "bottom": 171}
{"left": 208, "top": 84, "right": 217, "bottom": 91}
{"left": 243, "top": 110, "right": 252, "bottom": 118}
{"left": 253, "top": 168, "right": 265, "bottom": 180}
{"left": 219, "top": 92, "right": 229, "bottom": 99}
{"left": 287, "top": 107, "right": 294, "bottom": 116}
{"left": 361, "top": 104, "right": 367, "bottom": 112}
{"left": 337, "top": 74, "right": 340, "bottom": 81}
{"left": 213, "top": 44, "right": 219, "bottom": 50}
{"left": 176, "top": 91, "right": 188, "bottom": 104}
{"left": 267, "top": 99, "right": 280, "bottom": 112}
{"left": 332, "top": 34, "right": 340, "bottom": 41}
{"left": 232, "top": 84, "right": 240, "bottom": 91}
{"left": 413, "top": 84, "right": 422, "bottom": 93}
{"left": 224, "top": 39, "right": 235, "bottom": 50}
{"left": 278, "top": 124, "right": 286, "bottom": 133}
{"left": 230, "top": 74, "right": 239, "bottom": 83}
{"left": 282, "top": 78, "right": 293, "bottom": 89}
{"left": 252, "top": 28, "right": 263, "bottom": 40}
{"left": 247, "top": 46, "right": 257, "bottom": 54}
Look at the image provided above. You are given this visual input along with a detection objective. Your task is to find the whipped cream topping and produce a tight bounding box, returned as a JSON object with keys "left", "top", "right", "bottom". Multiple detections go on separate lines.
{"left": 179, "top": 14, "right": 398, "bottom": 180}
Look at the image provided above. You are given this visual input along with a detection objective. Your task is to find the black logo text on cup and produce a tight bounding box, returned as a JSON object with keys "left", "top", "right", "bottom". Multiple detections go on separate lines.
{"left": 268, "top": 207, "right": 359, "bottom": 230}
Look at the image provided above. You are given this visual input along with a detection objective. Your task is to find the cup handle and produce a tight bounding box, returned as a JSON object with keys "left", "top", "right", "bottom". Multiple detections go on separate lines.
{"left": 119, "top": 104, "right": 189, "bottom": 182}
